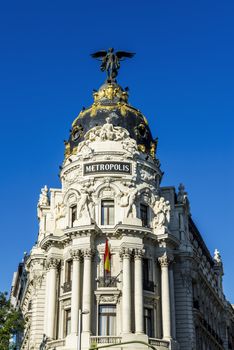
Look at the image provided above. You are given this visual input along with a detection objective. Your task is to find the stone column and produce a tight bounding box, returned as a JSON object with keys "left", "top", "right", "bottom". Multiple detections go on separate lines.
{"left": 44, "top": 267, "right": 50, "bottom": 334}
{"left": 82, "top": 249, "right": 93, "bottom": 333}
{"left": 169, "top": 264, "right": 176, "bottom": 339}
{"left": 158, "top": 253, "right": 172, "bottom": 339}
{"left": 46, "top": 257, "right": 60, "bottom": 339}
{"left": 71, "top": 249, "right": 82, "bottom": 335}
{"left": 134, "top": 249, "right": 144, "bottom": 334}
{"left": 121, "top": 248, "right": 132, "bottom": 334}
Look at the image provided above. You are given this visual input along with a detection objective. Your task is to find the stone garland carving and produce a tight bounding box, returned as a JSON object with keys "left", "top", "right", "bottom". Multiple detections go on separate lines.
{"left": 152, "top": 197, "right": 170, "bottom": 235}
{"left": 31, "top": 271, "right": 45, "bottom": 295}
{"left": 38, "top": 185, "right": 49, "bottom": 207}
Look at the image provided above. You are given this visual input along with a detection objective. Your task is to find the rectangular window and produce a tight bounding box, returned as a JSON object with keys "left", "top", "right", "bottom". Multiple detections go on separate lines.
{"left": 144, "top": 307, "right": 154, "bottom": 337}
{"left": 140, "top": 204, "right": 148, "bottom": 227}
{"left": 143, "top": 259, "right": 154, "bottom": 292}
{"left": 99, "top": 305, "right": 116, "bottom": 336}
{"left": 64, "top": 309, "right": 71, "bottom": 336}
{"left": 66, "top": 260, "right": 73, "bottom": 282}
{"left": 101, "top": 200, "right": 114, "bottom": 225}
{"left": 71, "top": 205, "right": 77, "bottom": 227}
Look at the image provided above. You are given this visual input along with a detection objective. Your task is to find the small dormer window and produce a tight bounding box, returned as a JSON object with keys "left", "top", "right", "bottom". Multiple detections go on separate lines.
{"left": 101, "top": 200, "right": 114, "bottom": 225}
{"left": 71, "top": 205, "right": 77, "bottom": 227}
{"left": 140, "top": 204, "right": 148, "bottom": 227}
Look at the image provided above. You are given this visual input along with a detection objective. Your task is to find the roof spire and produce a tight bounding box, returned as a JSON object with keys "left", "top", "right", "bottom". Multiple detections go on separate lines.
{"left": 91, "top": 48, "right": 135, "bottom": 83}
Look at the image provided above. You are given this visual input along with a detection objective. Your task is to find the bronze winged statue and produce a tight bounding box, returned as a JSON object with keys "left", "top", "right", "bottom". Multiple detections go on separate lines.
{"left": 91, "top": 48, "right": 135, "bottom": 82}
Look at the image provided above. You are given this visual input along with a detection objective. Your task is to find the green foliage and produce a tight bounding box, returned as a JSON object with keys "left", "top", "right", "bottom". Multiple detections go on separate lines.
{"left": 0, "top": 292, "right": 24, "bottom": 350}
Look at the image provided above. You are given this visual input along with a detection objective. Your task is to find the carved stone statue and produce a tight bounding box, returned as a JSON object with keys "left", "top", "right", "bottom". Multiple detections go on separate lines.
{"left": 118, "top": 184, "right": 146, "bottom": 218}
{"left": 152, "top": 197, "right": 170, "bottom": 234}
{"left": 91, "top": 48, "right": 135, "bottom": 82}
{"left": 38, "top": 186, "right": 49, "bottom": 206}
{"left": 39, "top": 334, "right": 48, "bottom": 350}
{"left": 55, "top": 202, "right": 66, "bottom": 220}
{"left": 77, "top": 182, "right": 94, "bottom": 221}
{"left": 214, "top": 249, "right": 222, "bottom": 264}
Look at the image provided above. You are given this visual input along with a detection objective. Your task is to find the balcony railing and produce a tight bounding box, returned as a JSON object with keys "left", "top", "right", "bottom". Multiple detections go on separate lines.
{"left": 149, "top": 338, "right": 170, "bottom": 348}
{"left": 143, "top": 279, "right": 154, "bottom": 292}
{"left": 62, "top": 281, "right": 72, "bottom": 293}
{"left": 98, "top": 276, "right": 118, "bottom": 288}
{"left": 90, "top": 336, "right": 121, "bottom": 345}
{"left": 47, "top": 339, "right": 65, "bottom": 349}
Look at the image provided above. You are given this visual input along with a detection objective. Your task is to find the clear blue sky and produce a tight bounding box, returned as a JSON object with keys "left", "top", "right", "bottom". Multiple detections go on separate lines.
{"left": 0, "top": 0, "right": 233, "bottom": 302}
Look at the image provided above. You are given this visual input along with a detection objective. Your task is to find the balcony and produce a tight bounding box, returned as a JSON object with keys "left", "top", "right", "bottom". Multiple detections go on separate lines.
{"left": 149, "top": 338, "right": 170, "bottom": 348}
{"left": 90, "top": 336, "right": 170, "bottom": 349}
{"left": 90, "top": 336, "right": 121, "bottom": 345}
{"left": 62, "top": 281, "right": 72, "bottom": 293}
{"left": 98, "top": 276, "right": 118, "bottom": 288}
{"left": 143, "top": 279, "right": 155, "bottom": 292}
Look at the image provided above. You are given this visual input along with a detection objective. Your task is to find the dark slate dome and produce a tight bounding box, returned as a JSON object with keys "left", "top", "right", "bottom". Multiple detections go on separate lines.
{"left": 64, "top": 82, "right": 156, "bottom": 158}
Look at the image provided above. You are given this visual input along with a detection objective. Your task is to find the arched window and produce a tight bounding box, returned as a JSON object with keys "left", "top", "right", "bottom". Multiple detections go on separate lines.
{"left": 70, "top": 205, "right": 77, "bottom": 227}
{"left": 140, "top": 204, "right": 149, "bottom": 227}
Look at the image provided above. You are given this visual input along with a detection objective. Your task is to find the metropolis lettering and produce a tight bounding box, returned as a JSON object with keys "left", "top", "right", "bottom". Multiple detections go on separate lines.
{"left": 84, "top": 162, "right": 131, "bottom": 175}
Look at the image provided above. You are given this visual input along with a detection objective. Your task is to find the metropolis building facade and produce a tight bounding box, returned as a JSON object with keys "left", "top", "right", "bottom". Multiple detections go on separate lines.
{"left": 11, "top": 52, "right": 234, "bottom": 350}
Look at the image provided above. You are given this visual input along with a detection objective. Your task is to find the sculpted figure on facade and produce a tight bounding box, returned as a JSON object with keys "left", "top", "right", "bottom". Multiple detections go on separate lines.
{"left": 55, "top": 201, "right": 66, "bottom": 221}
{"left": 214, "top": 249, "right": 222, "bottom": 264}
{"left": 76, "top": 181, "right": 95, "bottom": 224}
{"left": 118, "top": 184, "right": 146, "bottom": 218}
{"left": 152, "top": 196, "right": 170, "bottom": 234}
{"left": 38, "top": 185, "right": 49, "bottom": 207}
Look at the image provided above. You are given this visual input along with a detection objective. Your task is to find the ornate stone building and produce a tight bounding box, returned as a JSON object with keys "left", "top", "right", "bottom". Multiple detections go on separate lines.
{"left": 12, "top": 55, "right": 234, "bottom": 350}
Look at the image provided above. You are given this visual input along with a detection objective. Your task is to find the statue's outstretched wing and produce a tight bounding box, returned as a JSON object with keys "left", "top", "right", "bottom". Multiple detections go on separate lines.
{"left": 116, "top": 51, "right": 135, "bottom": 60}
{"left": 91, "top": 51, "right": 107, "bottom": 60}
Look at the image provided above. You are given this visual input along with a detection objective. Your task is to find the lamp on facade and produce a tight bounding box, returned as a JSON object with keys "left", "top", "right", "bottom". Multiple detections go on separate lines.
{"left": 77, "top": 309, "right": 89, "bottom": 350}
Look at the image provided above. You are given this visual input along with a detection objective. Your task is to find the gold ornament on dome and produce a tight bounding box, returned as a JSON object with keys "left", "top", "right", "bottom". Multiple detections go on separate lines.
{"left": 150, "top": 142, "right": 156, "bottom": 159}
{"left": 64, "top": 141, "right": 71, "bottom": 158}
{"left": 93, "top": 84, "right": 128, "bottom": 102}
{"left": 138, "top": 144, "right": 146, "bottom": 153}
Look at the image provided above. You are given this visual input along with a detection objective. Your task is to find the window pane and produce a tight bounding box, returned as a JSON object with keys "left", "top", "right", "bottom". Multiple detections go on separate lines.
{"left": 144, "top": 308, "right": 154, "bottom": 337}
{"left": 101, "top": 200, "right": 114, "bottom": 225}
{"left": 108, "top": 205, "right": 114, "bottom": 225}
{"left": 99, "top": 305, "right": 116, "bottom": 336}
{"left": 67, "top": 260, "right": 73, "bottom": 282}
{"left": 65, "top": 309, "right": 71, "bottom": 336}
{"left": 140, "top": 204, "right": 148, "bottom": 227}
{"left": 71, "top": 206, "right": 77, "bottom": 227}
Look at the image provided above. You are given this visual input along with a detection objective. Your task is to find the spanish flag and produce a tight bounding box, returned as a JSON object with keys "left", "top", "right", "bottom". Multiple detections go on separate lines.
{"left": 104, "top": 239, "right": 111, "bottom": 274}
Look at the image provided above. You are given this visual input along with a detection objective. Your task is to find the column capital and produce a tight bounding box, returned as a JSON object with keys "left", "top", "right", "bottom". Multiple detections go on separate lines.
{"left": 70, "top": 249, "right": 82, "bottom": 261}
{"left": 46, "top": 257, "right": 60, "bottom": 270}
{"left": 82, "top": 248, "right": 95, "bottom": 259}
{"left": 120, "top": 247, "right": 132, "bottom": 260}
{"left": 134, "top": 248, "right": 145, "bottom": 260}
{"left": 158, "top": 253, "right": 173, "bottom": 268}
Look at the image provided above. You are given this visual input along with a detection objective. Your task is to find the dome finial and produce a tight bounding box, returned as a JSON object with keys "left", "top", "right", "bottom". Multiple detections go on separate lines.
{"left": 91, "top": 48, "right": 135, "bottom": 83}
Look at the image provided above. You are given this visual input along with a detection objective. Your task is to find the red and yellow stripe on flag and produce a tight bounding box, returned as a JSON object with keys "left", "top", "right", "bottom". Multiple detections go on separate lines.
{"left": 104, "top": 239, "right": 111, "bottom": 273}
